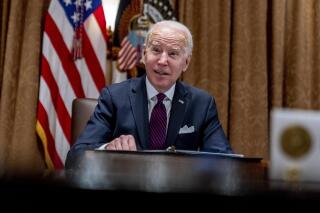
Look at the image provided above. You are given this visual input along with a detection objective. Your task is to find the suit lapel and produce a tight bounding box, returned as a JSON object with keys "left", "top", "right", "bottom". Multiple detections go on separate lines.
{"left": 129, "top": 76, "right": 149, "bottom": 149}
{"left": 166, "top": 81, "right": 188, "bottom": 147}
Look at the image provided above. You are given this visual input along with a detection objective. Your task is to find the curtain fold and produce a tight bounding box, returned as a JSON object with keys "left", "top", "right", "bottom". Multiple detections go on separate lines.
{"left": 0, "top": 0, "right": 48, "bottom": 177}
{"left": 281, "top": 0, "right": 320, "bottom": 108}
{"left": 0, "top": 0, "right": 10, "bottom": 101}
{"left": 228, "top": 0, "right": 269, "bottom": 158}
{"left": 270, "top": 0, "right": 286, "bottom": 107}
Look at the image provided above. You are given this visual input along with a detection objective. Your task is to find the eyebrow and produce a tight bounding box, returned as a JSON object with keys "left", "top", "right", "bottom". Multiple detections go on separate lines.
{"left": 149, "top": 43, "right": 184, "bottom": 51}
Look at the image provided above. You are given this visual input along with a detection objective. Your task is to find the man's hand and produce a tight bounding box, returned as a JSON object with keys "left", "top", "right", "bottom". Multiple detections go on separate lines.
{"left": 105, "top": 135, "right": 137, "bottom": 151}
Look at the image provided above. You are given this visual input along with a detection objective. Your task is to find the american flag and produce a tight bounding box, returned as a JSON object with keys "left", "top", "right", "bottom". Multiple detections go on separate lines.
{"left": 118, "top": 31, "right": 140, "bottom": 70}
{"left": 36, "top": 0, "right": 108, "bottom": 169}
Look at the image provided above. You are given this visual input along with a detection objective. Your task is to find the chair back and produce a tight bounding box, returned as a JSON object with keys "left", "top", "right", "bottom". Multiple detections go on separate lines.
{"left": 71, "top": 98, "right": 98, "bottom": 144}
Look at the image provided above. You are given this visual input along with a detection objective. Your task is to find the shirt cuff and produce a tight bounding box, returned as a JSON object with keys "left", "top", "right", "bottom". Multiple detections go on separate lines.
{"left": 96, "top": 143, "right": 109, "bottom": 150}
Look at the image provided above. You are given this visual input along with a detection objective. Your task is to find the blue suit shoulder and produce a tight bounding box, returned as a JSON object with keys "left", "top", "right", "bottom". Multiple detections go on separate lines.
{"left": 101, "top": 78, "right": 131, "bottom": 93}
{"left": 179, "top": 81, "right": 215, "bottom": 102}
{"left": 100, "top": 76, "right": 143, "bottom": 95}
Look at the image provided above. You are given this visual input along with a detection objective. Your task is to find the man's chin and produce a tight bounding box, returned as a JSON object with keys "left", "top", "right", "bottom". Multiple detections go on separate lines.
{"left": 155, "top": 82, "right": 172, "bottom": 92}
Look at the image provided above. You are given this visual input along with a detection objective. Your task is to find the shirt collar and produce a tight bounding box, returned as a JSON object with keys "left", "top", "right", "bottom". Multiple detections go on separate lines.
{"left": 146, "top": 76, "right": 175, "bottom": 101}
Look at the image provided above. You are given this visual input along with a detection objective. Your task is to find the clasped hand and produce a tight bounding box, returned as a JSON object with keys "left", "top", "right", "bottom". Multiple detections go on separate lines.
{"left": 105, "top": 135, "right": 137, "bottom": 151}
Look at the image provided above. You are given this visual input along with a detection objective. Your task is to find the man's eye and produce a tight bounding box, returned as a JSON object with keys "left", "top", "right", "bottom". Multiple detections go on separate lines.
{"left": 169, "top": 51, "right": 179, "bottom": 57}
{"left": 151, "top": 47, "right": 161, "bottom": 53}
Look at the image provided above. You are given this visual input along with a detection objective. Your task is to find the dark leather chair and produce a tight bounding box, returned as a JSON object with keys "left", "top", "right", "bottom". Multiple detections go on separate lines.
{"left": 71, "top": 98, "right": 98, "bottom": 144}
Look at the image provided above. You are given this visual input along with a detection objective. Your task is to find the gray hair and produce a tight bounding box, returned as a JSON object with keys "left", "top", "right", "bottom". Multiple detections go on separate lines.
{"left": 145, "top": 20, "right": 193, "bottom": 55}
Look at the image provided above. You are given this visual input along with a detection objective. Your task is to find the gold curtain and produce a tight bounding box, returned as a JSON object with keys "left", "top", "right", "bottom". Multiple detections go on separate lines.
{"left": 0, "top": 0, "right": 49, "bottom": 177}
{"left": 179, "top": 0, "right": 320, "bottom": 159}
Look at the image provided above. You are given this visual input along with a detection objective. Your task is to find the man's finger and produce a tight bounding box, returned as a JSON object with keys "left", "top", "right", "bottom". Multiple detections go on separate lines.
{"left": 120, "top": 135, "right": 130, "bottom": 150}
{"left": 127, "top": 135, "right": 137, "bottom": 151}
{"left": 106, "top": 142, "right": 116, "bottom": 150}
{"left": 114, "top": 138, "right": 122, "bottom": 150}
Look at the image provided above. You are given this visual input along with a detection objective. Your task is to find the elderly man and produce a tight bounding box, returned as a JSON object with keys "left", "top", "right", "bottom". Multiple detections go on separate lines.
{"left": 66, "top": 20, "right": 233, "bottom": 162}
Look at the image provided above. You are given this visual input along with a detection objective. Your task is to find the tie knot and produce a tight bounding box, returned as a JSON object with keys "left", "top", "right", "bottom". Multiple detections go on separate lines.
{"left": 156, "top": 93, "right": 166, "bottom": 102}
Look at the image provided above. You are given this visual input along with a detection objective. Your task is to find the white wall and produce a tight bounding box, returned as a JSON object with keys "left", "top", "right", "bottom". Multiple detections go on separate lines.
{"left": 102, "top": 0, "right": 120, "bottom": 31}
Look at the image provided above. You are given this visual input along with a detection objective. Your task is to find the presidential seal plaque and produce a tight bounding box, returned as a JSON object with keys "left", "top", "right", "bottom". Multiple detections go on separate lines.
{"left": 280, "top": 125, "right": 312, "bottom": 159}
{"left": 270, "top": 108, "right": 320, "bottom": 182}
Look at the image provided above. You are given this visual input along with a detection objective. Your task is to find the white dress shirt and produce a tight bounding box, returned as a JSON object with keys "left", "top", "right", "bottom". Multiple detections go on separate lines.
{"left": 145, "top": 76, "right": 175, "bottom": 128}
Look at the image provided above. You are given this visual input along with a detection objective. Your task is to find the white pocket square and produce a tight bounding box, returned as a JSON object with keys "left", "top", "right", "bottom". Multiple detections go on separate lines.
{"left": 179, "top": 125, "right": 195, "bottom": 134}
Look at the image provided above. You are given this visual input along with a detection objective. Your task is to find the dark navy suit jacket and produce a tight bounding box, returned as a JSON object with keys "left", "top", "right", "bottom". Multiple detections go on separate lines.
{"left": 66, "top": 75, "right": 233, "bottom": 163}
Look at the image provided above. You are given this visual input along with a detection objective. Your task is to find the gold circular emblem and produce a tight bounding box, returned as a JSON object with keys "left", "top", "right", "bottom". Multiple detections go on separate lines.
{"left": 280, "top": 125, "right": 312, "bottom": 159}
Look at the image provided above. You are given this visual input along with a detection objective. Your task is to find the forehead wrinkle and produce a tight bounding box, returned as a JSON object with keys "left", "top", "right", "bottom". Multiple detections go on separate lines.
{"left": 148, "top": 29, "right": 187, "bottom": 49}
{"left": 150, "top": 40, "right": 183, "bottom": 51}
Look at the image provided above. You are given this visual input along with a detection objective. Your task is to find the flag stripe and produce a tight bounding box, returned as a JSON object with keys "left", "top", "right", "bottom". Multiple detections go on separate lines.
{"left": 93, "top": 5, "right": 108, "bottom": 42}
{"left": 74, "top": 59, "right": 100, "bottom": 98}
{"left": 119, "top": 48, "right": 137, "bottom": 70}
{"left": 39, "top": 76, "right": 70, "bottom": 163}
{"left": 119, "top": 45, "right": 133, "bottom": 65}
{"left": 49, "top": 1, "right": 74, "bottom": 52}
{"left": 82, "top": 29, "right": 106, "bottom": 91}
{"left": 118, "top": 36, "right": 138, "bottom": 70}
{"left": 45, "top": 14, "right": 85, "bottom": 98}
{"left": 119, "top": 44, "right": 134, "bottom": 64}
{"left": 42, "top": 33, "right": 76, "bottom": 116}
{"left": 37, "top": 102, "right": 64, "bottom": 169}
{"left": 85, "top": 14, "right": 107, "bottom": 79}
{"left": 118, "top": 39, "right": 130, "bottom": 57}
{"left": 41, "top": 56, "right": 72, "bottom": 143}
{"left": 125, "top": 50, "right": 137, "bottom": 69}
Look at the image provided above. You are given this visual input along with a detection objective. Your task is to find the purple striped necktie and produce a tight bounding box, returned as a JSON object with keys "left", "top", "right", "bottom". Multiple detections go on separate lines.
{"left": 149, "top": 93, "right": 167, "bottom": 150}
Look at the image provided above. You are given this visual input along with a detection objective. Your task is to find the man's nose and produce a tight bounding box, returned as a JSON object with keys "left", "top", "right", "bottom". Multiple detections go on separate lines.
{"left": 158, "top": 52, "right": 168, "bottom": 65}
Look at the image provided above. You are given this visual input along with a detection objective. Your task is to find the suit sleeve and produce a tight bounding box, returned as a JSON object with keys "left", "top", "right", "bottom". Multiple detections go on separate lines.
{"left": 201, "top": 97, "right": 233, "bottom": 153}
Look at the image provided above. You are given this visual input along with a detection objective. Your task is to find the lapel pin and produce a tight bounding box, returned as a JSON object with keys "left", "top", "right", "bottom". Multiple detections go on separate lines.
{"left": 178, "top": 99, "right": 184, "bottom": 104}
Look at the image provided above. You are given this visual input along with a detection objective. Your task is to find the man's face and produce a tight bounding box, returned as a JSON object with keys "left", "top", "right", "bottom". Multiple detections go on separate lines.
{"left": 143, "top": 26, "right": 191, "bottom": 93}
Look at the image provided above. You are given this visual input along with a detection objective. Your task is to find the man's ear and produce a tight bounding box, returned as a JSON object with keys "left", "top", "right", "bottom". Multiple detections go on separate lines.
{"left": 142, "top": 46, "right": 146, "bottom": 64}
{"left": 182, "top": 55, "right": 191, "bottom": 72}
